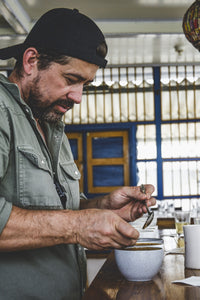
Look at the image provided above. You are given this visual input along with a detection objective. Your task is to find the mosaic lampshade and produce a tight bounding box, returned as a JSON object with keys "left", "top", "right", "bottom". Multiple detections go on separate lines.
{"left": 183, "top": 0, "right": 200, "bottom": 50}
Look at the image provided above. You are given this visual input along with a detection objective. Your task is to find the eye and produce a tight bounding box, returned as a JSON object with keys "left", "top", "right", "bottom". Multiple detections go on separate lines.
{"left": 66, "top": 77, "right": 77, "bottom": 85}
{"left": 83, "top": 81, "right": 93, "bottom": 87}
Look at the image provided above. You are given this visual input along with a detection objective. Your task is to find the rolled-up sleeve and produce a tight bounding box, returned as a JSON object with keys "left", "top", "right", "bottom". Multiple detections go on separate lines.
{"left": 0, "top": 198, "right": 12, "bottom": 234}
{"left": 0, "top": 104, "right": 12, "bottom": 234}
{"left": 0, "top": 105, "right": 10, "bottom": 177}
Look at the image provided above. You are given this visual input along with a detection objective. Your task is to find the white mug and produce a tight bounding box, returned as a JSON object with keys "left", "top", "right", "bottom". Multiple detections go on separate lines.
{"left": 183, "top": 225, "right": 200, "bottom": 269}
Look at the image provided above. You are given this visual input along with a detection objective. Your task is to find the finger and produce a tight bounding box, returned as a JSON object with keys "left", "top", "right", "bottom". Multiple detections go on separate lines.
{"left": 138, "top": 202, "right": 146, "bottom": 215}
{"left": 130, "top": 201, "right": 144, "bottom": 219}
{"left": 87, "top": 232, "right": 138, "bottom": 250}
{"left": 137, "top": 184, "right": 155, "bottom": 201}
{"left": 96, "top": 238, "right": 137, "bottom": 250}
{"left": 144, "top": 184, "right": 155, "bottom": 199}
{"left": 113, "top": 229, "right": 139, "bottom": 247}
{"left": 121, "top": 186, "right": 147, "bottom": 200}
{"left": 111, "top": 230, "right": 139, "bottom": 249}
{"left": 111, "top": 238, "right": 138, "bottom": 249}
{"left": 146, "top": 197, "right": 157, "bottom": 207}
{"left": 115, "top": 220, "right": 140, "bottom": 240}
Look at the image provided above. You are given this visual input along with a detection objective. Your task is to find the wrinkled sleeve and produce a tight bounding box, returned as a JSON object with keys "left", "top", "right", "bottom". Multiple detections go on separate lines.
{"left": 0, "top": 198, "right": 12, "bottom": 234}
{"left": 0, "top": 104, "right": 13, "bottom": 233}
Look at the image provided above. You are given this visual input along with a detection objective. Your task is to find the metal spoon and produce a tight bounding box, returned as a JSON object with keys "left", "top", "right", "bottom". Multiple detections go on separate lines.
{"left": 140, "top": 184, "right": 154, "bottom": 229}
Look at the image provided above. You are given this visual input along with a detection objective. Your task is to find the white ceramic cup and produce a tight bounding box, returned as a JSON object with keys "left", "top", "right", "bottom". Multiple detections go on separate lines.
{"left": 183, "top": 224, "right": 200, "bottom": 269}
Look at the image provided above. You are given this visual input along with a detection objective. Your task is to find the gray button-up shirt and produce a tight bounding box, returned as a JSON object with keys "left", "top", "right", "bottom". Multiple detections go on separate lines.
{"left": 0, "top": 74, "right": 86, "bottom": 300}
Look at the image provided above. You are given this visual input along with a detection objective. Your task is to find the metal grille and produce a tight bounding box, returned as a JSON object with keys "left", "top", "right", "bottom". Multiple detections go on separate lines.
{"left": 64, "top": 67, "right": 154, "bottom": 124}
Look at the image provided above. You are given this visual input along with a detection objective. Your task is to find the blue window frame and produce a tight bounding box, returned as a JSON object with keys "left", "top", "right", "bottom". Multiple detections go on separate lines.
{"left": 66, "top": 65, "right": 200, "bottom": 211}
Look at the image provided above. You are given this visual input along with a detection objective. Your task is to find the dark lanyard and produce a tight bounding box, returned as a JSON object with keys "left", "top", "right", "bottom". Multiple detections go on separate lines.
{"left": 54, "top": 178, "right": 67, "bottom": 208}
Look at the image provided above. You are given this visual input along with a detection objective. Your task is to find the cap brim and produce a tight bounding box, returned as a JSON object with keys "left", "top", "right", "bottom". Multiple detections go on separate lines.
{"left": 0, "top": 43, "right": 25, "bottom": 60}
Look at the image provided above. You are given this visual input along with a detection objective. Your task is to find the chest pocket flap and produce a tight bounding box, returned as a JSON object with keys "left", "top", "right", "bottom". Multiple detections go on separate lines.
{"left": 18, "top": 146, "right": 51, "bottom": 174}
{"left": 60, "top": 161, "right": 81, "bottom": 180}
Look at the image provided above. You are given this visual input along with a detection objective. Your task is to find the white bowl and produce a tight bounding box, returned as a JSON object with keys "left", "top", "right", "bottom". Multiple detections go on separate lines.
{"left": 114, "top": 246, "right": 164, "bottom": 281}
{"left": 135, "top": 238, "right": 163, "bottom": 247}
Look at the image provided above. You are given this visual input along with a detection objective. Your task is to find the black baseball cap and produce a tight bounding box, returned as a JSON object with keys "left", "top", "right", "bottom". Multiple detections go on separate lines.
{"left": 0, "top": 8, "right": 107, "bottom": 68}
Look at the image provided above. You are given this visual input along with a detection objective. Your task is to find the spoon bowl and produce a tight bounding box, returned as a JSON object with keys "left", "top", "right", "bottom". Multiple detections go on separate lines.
{"left": 140, "top": 184, "right": 154, "bottom": 229}
{"left": 142, "top": 202, "right": 154, "bottom": 229}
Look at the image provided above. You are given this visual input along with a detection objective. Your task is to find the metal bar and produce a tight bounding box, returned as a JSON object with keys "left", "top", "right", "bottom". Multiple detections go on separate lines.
{"left": 153, "top": 66, "right": 163, "bottom": 200}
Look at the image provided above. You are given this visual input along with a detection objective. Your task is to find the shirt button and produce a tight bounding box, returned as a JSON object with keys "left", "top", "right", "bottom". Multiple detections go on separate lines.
{"left": 75, "top": 171, "right": 78, "bottom": 175}
{"left": 41, "top": 160, "right": 45, "bottom": 164}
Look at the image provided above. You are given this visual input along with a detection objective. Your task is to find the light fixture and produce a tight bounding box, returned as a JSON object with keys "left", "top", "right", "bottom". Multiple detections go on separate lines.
{"left": 0, "top": 0, "right": 31, "bottom": 34}
{"left": 174, "top": 44, "right": 184, "bottom": 56}
{"left": 182, "top": 0, "right": 200, "bottom": 51}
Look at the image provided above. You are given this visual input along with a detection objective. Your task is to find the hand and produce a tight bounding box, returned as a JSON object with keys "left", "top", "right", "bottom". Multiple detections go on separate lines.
{"left": 75, "top": 209, "right": 139, "bottom": 250}
{"left": 101, "top": 184, "right": 156, "bottom": 222}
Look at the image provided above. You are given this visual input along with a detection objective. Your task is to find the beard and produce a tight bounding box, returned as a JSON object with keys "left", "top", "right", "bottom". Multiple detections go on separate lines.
{"left": 26, "top": 75, "right": 74, "bottom": 123}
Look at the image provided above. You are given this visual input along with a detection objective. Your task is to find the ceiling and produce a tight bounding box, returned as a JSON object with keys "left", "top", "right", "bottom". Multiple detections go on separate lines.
{"left": 0, "top": 0, "right": 199, "bottom": 68}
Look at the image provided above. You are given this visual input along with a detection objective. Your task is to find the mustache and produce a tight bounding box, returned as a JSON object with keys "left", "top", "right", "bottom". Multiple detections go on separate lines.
{"left": 52, "top": 99, "right": 74, "bottom": 110}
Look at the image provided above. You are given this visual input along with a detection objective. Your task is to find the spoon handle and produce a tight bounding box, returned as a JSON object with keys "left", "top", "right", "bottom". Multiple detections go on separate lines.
{"left": 140, "top": 184, "right": 146, "bottom": 194}
{"left": 140, "top": 184, "right": 150, "bottom": 214}
{"left": 144, "top": 201, "right": 151, "bottom": 215}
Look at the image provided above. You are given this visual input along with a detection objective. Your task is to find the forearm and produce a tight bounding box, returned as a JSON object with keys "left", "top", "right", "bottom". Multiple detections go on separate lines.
{"left": 0, "top": 205, "right": 79, "bottom": 252}
{"left": 80, "top": 194, "right": 109, "bottom": 210}
{"left": 0, "top": 205, "right": 141, "bottom": 251}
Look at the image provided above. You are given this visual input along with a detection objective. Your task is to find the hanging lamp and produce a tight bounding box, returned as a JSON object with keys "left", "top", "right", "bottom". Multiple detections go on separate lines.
{"left": 183, "top": 0, "right": 200, "bottom": 50}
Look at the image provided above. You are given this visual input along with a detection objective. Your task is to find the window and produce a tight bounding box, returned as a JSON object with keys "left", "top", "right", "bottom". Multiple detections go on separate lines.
{"left": 86, "top": 131, "right": 129, "bottom": 193}
{"left": 66, "top": 65, "right": 200, "bottom": 210}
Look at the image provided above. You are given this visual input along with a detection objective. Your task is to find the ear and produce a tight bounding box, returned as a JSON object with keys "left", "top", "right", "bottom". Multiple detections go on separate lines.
{"left": 23, "top": 47, "right": 38, "bottom": 75}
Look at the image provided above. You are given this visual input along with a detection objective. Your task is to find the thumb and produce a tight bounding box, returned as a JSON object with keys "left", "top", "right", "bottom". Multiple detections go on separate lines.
{"left": 116, "top": 220, "right": 140, "bottom": 240}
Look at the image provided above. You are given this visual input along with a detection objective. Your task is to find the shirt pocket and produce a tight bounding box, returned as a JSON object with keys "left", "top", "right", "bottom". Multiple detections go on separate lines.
{"left": 17, "top": 146, "right": 61, "bottom": 209}
{"left": 59, "top": 161, "right": 81, "bottom": 209}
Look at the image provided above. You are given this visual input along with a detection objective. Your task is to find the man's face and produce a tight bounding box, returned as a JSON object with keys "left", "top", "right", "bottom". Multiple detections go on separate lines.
{"left": 26, "top": 57, "right": 98, "bottom": 122}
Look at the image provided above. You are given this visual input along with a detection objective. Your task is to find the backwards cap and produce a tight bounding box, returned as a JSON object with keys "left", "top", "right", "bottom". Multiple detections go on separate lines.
{"left": 0, "top": 8, "right": 107, "bottom": 68}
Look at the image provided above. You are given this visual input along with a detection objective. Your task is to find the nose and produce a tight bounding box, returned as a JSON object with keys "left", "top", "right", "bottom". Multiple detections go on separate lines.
{"left": 67, "top": 84, "right": 83, "bottom": 104}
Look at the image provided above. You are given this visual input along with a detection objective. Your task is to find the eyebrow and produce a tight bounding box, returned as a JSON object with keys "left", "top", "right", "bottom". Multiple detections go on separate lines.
{"left": 63, "top": 73, "right": 94, "bottom": 84}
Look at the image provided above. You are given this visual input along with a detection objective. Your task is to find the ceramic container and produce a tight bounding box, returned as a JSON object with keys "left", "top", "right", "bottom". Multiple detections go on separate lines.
{"left": 114, "top": 242, "right": 164, "bottom": 281}
{"left": 183, "top": 224, "right": 200, "bottom": 269}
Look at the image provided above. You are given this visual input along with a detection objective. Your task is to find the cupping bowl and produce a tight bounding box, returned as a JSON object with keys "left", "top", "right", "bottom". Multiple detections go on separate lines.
{"left": 135, "top": 238, "right": 164, "bottom": 247}
{"left": 114, "top": 239, "right": 164, "bottom": 281}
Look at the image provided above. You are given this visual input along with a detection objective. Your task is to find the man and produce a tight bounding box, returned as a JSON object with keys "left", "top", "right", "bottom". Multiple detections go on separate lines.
{"left": 0, "top": 8, "right": 156, "bottom": 299}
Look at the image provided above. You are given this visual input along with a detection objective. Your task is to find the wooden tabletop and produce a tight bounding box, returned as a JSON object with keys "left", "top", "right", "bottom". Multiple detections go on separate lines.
{"left": 83, "top": 229, "right": 200, "bottom": 300}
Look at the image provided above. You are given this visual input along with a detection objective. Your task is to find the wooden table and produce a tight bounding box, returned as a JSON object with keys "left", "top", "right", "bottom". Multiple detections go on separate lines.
{"left": 83, "top": 229, "right": 200, "bottom": 300}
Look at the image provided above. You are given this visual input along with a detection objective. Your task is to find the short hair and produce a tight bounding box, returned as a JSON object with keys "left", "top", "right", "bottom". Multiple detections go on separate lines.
{"left": 14, "top": 41, "right": 107, "bottom": 78}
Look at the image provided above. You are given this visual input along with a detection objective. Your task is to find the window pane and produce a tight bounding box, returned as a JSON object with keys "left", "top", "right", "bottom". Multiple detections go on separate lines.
{"left": 137, "top": 125, "right": 156, "bottom": 159}
{"left": 162, "top": 123, "right": 200, "bottom": 158}
{"left": 137, "top": 161, "right": 157, "bottom": 196}
{"left": 92, "top": 137, "right": 123, "bottom": 158}
{"left": 163, "top": 161, "right": 200, "bottom": 197}
{"left": 93, "top": 165, "right": 124, "bottom": 187}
